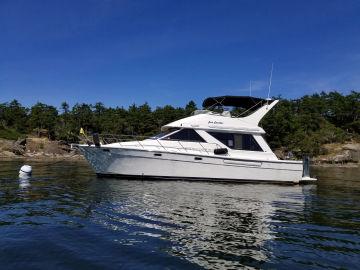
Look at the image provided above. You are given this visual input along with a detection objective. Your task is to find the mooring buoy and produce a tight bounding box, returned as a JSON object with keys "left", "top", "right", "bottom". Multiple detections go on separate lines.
{"left": 19, "top": 165, "right": 32, "bottom": 179}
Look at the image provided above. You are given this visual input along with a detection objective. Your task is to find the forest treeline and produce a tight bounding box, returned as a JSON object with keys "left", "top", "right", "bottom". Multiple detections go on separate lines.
{"left": 0, "top": 91, "right": 359, "bottom": 156}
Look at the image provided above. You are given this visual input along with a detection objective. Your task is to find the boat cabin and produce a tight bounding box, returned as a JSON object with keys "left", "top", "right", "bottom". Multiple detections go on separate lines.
{"left": 133, "top": 96, "right": 280, "bottom": 161}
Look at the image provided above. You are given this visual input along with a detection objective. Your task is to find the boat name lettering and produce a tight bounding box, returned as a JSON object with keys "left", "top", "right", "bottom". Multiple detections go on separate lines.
{"left": 208, "top": 121, "right": 223, "bottom": 125}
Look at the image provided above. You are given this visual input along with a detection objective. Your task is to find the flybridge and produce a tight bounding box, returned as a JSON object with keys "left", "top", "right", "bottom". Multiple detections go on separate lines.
{"left": 162, "top": 96, "right": 279, "bottom": 133}
{"left": 201, "top": 95, "right": 278, "bottom": 124}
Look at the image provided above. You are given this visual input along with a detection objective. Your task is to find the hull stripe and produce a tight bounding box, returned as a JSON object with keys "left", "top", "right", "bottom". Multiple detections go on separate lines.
{"left": 96, "top": 173, "right": 300, "bottom": 185}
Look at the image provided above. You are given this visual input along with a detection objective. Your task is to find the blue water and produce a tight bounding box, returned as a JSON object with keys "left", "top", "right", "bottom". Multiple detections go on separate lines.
{"left": 0, "top": 160, "right": 359, "bottom": 269}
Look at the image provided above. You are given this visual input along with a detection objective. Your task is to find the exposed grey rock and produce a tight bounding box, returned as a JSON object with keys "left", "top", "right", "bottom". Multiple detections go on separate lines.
{"left": 332, "top": 150, "right": 352, "bottom": 163}
{"left": 1, "top": 150, "right": 16, "bottom": 157}
{"left": 12, "top": 139, "right": 26, "bottom": 155}
{"left": 0, "top": 139, "right": 14, "bottom": 151}
{"left": 342, "top": 143, "right": 360, "bottom": 162}
{"left": 343, "top": 143, "right": 360, "bottom": 151}
{"left": 16, "top": 138, "right": 26, "bottom": 146}
{"left": 59, "top": 141, "right": 71, "bottom": 152}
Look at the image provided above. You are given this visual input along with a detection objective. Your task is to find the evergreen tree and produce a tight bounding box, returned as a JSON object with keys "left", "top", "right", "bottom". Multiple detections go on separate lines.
{"left": 29, "top": 102, "right": 58, "bottom": 138}
{"left": 0, "top": 91, "right": 359, "bottom": 157}
{"left": 2, "top": 100, "right": 28, "bottom": 133}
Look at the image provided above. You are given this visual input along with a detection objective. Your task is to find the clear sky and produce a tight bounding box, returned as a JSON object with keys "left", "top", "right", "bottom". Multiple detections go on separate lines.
{"left": 1, "top": 0, "right": 360, "bottom": 109}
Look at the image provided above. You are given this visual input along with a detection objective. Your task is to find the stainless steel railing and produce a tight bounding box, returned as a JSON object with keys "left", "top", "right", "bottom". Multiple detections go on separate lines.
{"left": 87, "top": 133, "right": 222, "bottom": 155}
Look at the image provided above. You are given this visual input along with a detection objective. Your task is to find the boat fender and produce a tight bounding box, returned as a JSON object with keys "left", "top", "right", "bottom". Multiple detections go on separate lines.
{"left": 19, "top": 165, "right": 32, "bottom": 179}
{"left": 214, "top": 148, "right": 228, "bottom": 155}
{"left": 93, "top": 133, "right": 101, "bottom": 147}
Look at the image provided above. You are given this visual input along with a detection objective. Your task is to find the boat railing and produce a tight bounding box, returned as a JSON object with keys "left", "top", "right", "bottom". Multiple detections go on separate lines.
{"left": 92, "top": 133, "right": 222, "bottom": 155}
{"left": 99, "top": 134, "right": 149, "bottom": 144}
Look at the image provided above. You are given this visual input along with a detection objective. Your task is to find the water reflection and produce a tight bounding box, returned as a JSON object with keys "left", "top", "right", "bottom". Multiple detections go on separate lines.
{"left": 0, "top": 160, "right": 359, "bottom": 269}
{"left": 90, "top": 179, "right": 315, "bottom": 268}
{"left": 19, "top": 176, "right": 31, "bottom": 189}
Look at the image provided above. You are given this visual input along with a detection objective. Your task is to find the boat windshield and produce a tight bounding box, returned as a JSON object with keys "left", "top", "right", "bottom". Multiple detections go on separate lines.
{"left": 149, "top": 128, "right": 179, "bottom": 139}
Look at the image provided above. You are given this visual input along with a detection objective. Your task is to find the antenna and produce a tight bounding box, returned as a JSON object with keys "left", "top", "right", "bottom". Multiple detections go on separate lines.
{"left": 267, "top": 63, "right": 274, "bottom": 101}
{"left": 249, "top": 80, "right": 252, "bottom": 97}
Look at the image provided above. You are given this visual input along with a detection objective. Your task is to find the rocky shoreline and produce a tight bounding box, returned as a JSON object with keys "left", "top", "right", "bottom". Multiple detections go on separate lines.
{"left": 274, "top": 142, "right": 360, "bottom": 167}
{"left": 0, "top": 137, "right": 84, "bottom": 160}
{"left": 310, "top": 143, "right": 360, "bottom": 167}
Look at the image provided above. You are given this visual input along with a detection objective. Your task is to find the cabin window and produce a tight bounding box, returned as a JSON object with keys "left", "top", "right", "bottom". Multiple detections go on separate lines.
{"left": 162, "top": 129, "right": 205, "bottom": 142}
{"left": 208, "top": 132, "right": 262, "bottom": 151}
{"left": 150, "top": 128, "right": 179, "bottom": 139}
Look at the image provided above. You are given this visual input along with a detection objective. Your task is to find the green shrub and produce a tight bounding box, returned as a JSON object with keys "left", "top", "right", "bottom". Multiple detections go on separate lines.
{"left": 0, "top": 127, "right": 24, "bottom": 140}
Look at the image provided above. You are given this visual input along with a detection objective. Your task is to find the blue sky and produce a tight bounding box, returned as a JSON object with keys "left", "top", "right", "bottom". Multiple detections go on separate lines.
{"left": 1, "top": 0, "right": 360, "bottom": 109}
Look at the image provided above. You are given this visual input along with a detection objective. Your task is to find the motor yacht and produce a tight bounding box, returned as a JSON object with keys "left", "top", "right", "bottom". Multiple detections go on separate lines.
{"left": 78, "top": 96, "right": 317, "bottom": 184}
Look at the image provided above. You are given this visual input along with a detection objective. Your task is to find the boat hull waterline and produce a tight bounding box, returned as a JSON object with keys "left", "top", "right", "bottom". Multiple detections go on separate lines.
{"left": 80, "top": 146, "right": 312, "bottom": 184}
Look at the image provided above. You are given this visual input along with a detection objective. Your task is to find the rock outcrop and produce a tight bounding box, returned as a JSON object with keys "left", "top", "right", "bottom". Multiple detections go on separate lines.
{"left": 0, "top": 137, "right": 83, "bottom": 160}
{"left": 343, "top": 143, "right": 360, "bottom": 162}
{"left": 313, "top": 143, "right": 360, "bottom": 165}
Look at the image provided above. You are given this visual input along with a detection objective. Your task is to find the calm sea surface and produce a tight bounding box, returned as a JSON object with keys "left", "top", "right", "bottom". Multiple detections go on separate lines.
{"left": 0, "top": 160, "right": 359, "bottom": 269}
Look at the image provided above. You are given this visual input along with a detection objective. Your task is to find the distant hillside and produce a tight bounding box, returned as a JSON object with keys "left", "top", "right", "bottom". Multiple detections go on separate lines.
{"left": 0, "top": 91, "right": 359, "bottom": 158}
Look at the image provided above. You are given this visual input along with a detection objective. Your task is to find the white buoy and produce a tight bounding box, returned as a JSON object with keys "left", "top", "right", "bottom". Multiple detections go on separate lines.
{"left": 19, "top": 165, "right": 32, "bottom": 179}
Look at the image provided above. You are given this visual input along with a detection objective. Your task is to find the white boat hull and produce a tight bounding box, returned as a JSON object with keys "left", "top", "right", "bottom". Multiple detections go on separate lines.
{"left": 80, "top": 146, "right": 306, "bottom": 184}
